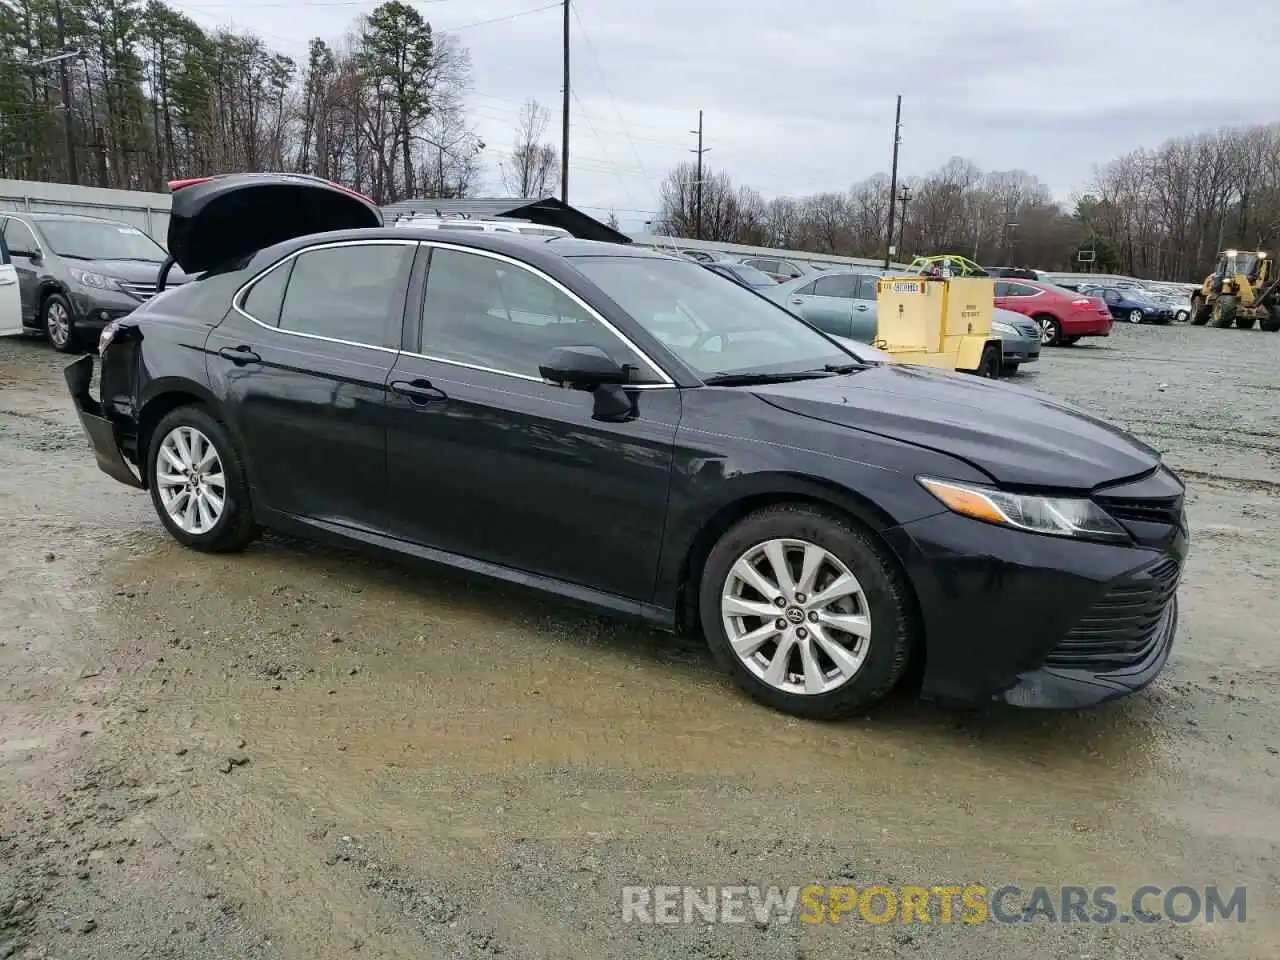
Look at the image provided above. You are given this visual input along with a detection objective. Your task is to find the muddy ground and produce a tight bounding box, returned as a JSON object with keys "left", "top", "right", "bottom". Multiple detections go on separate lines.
{"left": 1, "top": 324, "right": 1278, "bottom": 959}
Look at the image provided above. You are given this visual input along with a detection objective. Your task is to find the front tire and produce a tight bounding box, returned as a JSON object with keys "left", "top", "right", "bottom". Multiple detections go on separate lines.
{"left": 1189, "top": 296, "right": 1210, "bottom": 325}
{"left": 698, "top": 505, "right": 915, "bottom": 719}
{"left": 1175, "top": 309, "right": 1189, "bottom": 323}
{"left": 42, "top": 293, "right": 79, "bottom": 353}
{"left": 1001, "top": 361, "right": 1020, "bottom": 376}
{"left": 1210, "top": 295, "right": 1237, "bottom": 328}
{"left": 147, "top": 406, "right": 258, "bottom": 552}
{"left": 1127, "top": 309, "right": 1144, "bottom": 324}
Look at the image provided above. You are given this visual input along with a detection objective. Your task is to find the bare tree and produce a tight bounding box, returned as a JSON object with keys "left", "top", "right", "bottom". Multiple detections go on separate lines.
{"left": 501, "top": 99, "right": 557, "bottom": 198}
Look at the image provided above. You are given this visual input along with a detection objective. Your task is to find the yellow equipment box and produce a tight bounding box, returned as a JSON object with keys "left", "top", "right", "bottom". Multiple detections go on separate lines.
{"left": 874, "top": 275, "right": 1001, "bottom": 377}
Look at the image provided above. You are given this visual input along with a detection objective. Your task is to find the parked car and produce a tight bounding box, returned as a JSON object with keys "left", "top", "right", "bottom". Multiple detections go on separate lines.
{"left": 0, "top": 212, "right": 187, "bottom": 353}
{"left": 767, "top": 270, "right": 880, "bottom": 341}
{"left": 393, "top": 215, "right": 573, "bottom": 240}
{"left": 702, "top": 261, "right": 778, "bottom": 290}
{"left": 994, "top": 279, "right": 1113, "bottom": 346}
{"left": 1079, "top": 284, "right": 1177, "bottom": 324}
{"left": 991, "top": 307, "right": 1041, "bottom": 374}
{"left": 986, "top": 266, "right": 1042, "bottom": 280}
{"left": 0, "top": 233, "right": 22, "bottom": 338}
{"left": 65, "top": 172, "right": 1188, "bottom": 719}
{"left": 738, "top": 255, "right": 827, "bottom": 283}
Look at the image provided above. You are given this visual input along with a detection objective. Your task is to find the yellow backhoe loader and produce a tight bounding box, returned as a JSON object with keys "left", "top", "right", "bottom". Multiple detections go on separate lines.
{"left": 1189, "top": 249, "right": 1280, "bottom": 331}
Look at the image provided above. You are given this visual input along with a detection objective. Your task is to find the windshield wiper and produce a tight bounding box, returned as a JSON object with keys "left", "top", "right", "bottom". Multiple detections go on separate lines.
{"left": 822, "top": 362, "right": 865, "bottom": 374}
{"left": 703, "top": 370, "right": 837, "bottom": 386}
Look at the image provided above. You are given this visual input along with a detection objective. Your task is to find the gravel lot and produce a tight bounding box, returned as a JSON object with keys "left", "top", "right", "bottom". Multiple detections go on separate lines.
{"left": 2, "top": 324, "right": 1278, "bottom": 959}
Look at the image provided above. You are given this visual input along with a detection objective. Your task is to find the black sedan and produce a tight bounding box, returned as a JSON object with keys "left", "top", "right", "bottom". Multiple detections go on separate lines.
{"left": 64, "top": 173, "right": 1188, "bottom": 719}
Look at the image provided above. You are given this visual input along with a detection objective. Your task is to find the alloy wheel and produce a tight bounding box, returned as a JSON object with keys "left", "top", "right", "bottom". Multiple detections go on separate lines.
{"left": 1176, "top": 309, "right": 1189, "bottom": 323}
{"left": 1128, "top": 309, "right": 1144, "bottom": 324}
{"left": 1037, "top": 318, "right": 1058, "bottom": 345}
{"left": 720, "top": 538, "right": 871, "bottom": 695}
{"left": 46, "top": 301, "right": 70, "bottom": 347}
{"left": 155, "top": 425, "right": 226, "bottom": 535}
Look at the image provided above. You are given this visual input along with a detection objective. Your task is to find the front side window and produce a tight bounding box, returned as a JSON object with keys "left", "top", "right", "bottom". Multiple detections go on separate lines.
{"left": 3, "top": 219, "right": 39, "bottom": 256}
{"left": 572, "top": 255, "right": 864, "bottom": 378}
{"left": 420, "top": 248, "right": 663, "bottom": 383}
{"left": 276, "top": 243, "right": 413, "bottom": 347}
{"left": 35, "top": 219, "right": 166, "bottom": 262}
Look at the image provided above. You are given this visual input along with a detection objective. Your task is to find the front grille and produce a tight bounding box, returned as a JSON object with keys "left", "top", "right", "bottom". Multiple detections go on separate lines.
{"left": 118, "top": 281, "right": 157, "bottom": 301}
{"left": 1045, "top": 558, "right": 1180, "bottom": 670}
{"left": 1094, "top": 493, "right": 1183, "bottom": 526}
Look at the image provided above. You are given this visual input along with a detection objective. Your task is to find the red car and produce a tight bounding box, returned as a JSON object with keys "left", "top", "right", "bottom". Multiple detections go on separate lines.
{"left": 993, "top": 279, "right": 1112, "bottom": 347}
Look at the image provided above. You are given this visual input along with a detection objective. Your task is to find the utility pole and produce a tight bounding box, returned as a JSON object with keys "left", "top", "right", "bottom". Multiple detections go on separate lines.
{"left": 54, "top": 0, "right": 77, "bottom": 184}
{"left": 690, "top": 109, "right": 709, "bottom": 240}
{"left": 883, "top": 94, "right": 902, "bottom": 270}
{"left": 560, "top": 0, "right": 570, "bottom": 202}
{"left": 896, "top": 185, "right": 911, "bottom": 258}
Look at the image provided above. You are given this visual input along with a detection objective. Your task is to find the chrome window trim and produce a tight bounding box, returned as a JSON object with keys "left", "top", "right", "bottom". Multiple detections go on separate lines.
{"left": 231, "top": 236, "right": 678, "bottom": 389}
{"left": 232, "top": 238, "right": 420, "bottom": 355}
{"left": 413, "top": 239, "right": 675, "bottom": 388}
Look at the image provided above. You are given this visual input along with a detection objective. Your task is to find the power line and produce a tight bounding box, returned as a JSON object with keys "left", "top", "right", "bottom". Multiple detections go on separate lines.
{"left": 569, "top": 1, "right": 649, "bottom": 186}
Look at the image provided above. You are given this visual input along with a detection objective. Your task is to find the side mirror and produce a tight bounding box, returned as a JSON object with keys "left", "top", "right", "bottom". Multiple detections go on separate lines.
{"left": 9, "top": 247, "right": 38, "bottom": 260}
{"left": 539, "top": 345, "right": 630, "bottom": 390}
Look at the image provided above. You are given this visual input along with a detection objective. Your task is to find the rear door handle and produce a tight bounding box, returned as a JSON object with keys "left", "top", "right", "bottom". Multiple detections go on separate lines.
{"left": 0, "top": 277, "right": 15, "bottom": 286}
{"left": 790, "top": 297, "right": 804, "bottom": 305}
{"left": 855, "top": 304, "right": 869, "bottom": 311}
{"left": 218, "top": 345, "right": 260, "bottom": 365}
{"left": 390, "top": 378, "right": 448, "bottom": 406}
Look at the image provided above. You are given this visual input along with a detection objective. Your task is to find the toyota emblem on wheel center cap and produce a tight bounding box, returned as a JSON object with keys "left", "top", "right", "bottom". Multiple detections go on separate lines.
{"left": 786, "top": 607, "right": 805, "bottom": 624}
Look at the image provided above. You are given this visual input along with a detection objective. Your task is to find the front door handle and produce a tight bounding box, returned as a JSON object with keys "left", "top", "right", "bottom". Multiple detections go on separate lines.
{"left": 390, "top": 378, "right": 448, "bottom": 406}
{"left": 0, "top": 276, "right": 15, "bottom": 286}
{"left": 790, "top": 297, "right": 804, "bottom": 305}
{"left": 855, "top": 304, "right": 869, "bottom": 311}
{"left": 218, "top": 345, "right": 260, "bottom": 365}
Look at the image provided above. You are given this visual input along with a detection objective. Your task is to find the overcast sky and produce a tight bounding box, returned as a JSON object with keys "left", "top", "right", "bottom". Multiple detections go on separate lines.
{"left": 170, "top": 0, "right": 1275, "bottom": 231}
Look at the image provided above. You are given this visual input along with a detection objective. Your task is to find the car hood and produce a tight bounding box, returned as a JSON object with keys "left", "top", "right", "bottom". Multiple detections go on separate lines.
{"left": 751, "top": 363, "right": 1162, "bottom": 490}
{"left": 80, "top": 259, "right": 190, "bottom": 285}
{"left": 166, "top": 173, "right": 383, "bottom": 274}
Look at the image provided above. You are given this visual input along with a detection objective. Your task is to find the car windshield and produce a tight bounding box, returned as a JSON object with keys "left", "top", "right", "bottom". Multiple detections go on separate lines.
{"left": 36, "top": 219, "right": 167, "bottom": 262}
{"left": 572, "top": 255, "right": 865, "bottom": 378}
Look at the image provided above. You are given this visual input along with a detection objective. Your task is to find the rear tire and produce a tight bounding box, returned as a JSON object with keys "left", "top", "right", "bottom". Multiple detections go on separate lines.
{"left": 1036, "top": 315, "right": 1062, "bottom": 346}
{"left": 698, "top": 505, "right": 916, "bottom": 719}
{"left": 1127, "top": 309, "right": 1144, "bottom": 324}
{"left": 1260, "top": 310, "right": 1280, "bottom": 333}
{"left": 974, "top": 342, "right": 1001, "bottom": 379}
{"left": 147, "top": 406, "right": 258, "bottom": 553}
{"left": 1234, "top": 314, "right": 1257, "bottom": 330}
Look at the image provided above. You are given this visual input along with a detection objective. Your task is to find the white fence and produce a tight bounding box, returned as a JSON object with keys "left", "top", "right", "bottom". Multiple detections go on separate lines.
{"left": 0, "top": 179, "right": 172, "bottom": 240}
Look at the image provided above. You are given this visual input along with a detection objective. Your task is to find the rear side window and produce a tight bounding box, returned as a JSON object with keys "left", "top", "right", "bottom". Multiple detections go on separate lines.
{"left": 276, "top": 243, "right": 414, "bottom": 348}
{"left": 240, "top": 261, "right": 293, "bottom": 326}
{"left": 813, "top": 274, "right": 859, "bottom": 299}
{"left": 856, "top": 275, "right": 879, "bottom": 300}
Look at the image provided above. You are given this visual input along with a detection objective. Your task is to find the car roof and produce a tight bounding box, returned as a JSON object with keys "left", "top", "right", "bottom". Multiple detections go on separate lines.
{"left": 254, "top": 226, "right": 672, "bottom": 272}
{"left": 11, "top": 212, "right": 132, "bottom": 225}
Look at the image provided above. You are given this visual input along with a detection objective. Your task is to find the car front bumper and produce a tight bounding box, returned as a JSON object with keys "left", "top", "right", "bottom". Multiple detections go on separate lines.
{"left": 68, "top": 288, "right": 142, "bottom": 333}
{"left": 63, "top": 354, "right": 144, "bottom": 489}
{"left": 884, "top": 508, "right": 1187, "bottom": 708}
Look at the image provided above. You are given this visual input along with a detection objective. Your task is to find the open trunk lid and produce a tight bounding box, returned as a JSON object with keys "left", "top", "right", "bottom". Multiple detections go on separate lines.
{"left": 165, "top": 173, "right": 383, "bottom": 275}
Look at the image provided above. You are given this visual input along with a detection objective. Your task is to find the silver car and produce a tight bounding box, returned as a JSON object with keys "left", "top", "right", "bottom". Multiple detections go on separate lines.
{"left": 767, "top": 270, "right": 880, "bottom": 340}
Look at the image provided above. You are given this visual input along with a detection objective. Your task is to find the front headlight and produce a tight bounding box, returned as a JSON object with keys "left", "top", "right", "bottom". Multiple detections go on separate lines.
{"left": 71, "top": 269, "right": 122, "bottom": 292}
{"left": 991, "top": 321, "right": 1016, "bottom": 337}
{"left": 918, "top": 477, "right": 1129, "bottom": 542}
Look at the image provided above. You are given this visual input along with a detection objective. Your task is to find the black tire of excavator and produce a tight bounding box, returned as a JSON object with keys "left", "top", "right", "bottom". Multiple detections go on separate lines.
{"left": 1211, "top": 295, "right": 1238, "bottom": 328}
{"left": 1260, "top": 307, "right": 1280, "bottom": 333}
{"left": 1189, "top": 296, "right": 1211, "bottom": 325}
